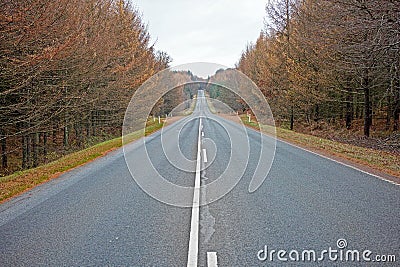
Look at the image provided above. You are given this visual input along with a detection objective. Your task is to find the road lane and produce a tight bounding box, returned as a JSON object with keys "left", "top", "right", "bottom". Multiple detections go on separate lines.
{"left": 197, "top": 103, "right": 399, "bottom": 266}
{"left": 0, "top": 117, "right": 200, "bottom": 266}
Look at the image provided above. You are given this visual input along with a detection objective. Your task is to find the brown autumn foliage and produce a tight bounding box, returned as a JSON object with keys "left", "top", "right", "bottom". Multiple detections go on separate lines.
{"left": 0, "top": 0, "right": 171, "bottom": 175}
{"left": 237, "top": 0, "right": 400, "bottom": 141}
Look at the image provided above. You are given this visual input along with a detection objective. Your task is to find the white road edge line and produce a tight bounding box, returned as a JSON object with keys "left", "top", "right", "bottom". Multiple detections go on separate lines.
{"left": 187, "top": 117, "right": 202, "bottom": 267}
{"left": 203, "top": 149, "right": 208, "bottom": 163}
{"left": 240, "top": 120, "right": 398, "bottom": 186}
{"left": 234, "top": 118, "right": 399, "bottom": 186}
{"left": 207, "top": 252, "right": 218, "bottom": 267}
{"left": 277, "top": 138, "right": 399, "bottom": 186}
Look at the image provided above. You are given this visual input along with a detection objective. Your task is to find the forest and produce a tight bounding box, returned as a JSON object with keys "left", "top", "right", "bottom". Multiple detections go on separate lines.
{"left": 1, "top": 0, "right": 399, "bottom": 176}
{"left": 0, "top": 0, "right": 201, "bottom": 176}
{"left": 237, "top": 0, "right": 399, "bottom": 146}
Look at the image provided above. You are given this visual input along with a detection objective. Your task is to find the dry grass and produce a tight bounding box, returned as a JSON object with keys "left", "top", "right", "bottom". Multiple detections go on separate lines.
{"left": 0, "top": 95, "right": 199, "bottom": 203}
{"left": 0, "top": 119, "right": 165, "bottom": 203}
{"left": 240, "top": 115, "right": 400, "bottom": 178}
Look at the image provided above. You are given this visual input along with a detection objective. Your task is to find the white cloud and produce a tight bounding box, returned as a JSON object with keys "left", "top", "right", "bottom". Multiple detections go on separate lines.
{"left": 132, "top": 0, "right": 266, "bottom": 75}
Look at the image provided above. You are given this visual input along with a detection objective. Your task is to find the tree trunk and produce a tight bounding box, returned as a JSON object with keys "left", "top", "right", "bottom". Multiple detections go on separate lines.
{"left": 364, "top": 84, "right": 371, "bottom": 137}
{"left": 26, "top": 134, "right": 31, "bottom": 168}
{"left": 386, "top": 93, "right": 391, "bottom": 131}
{"left": 33, "top": 132, "right": 39, "bottom": 167}
{"left": 290, "top": 105, "right": 294, "bottom": 130}
{"left": 92, "top": 111, "right": 97, "bottom": 136}
{"left": 314, "top": 104, "right": 320, "bottom": 121}
{"left": 354, "top": 93, "right": 360, "bottom": 119}
{"left": 0, "top": 129, "right": 7, "bottom": 169}
{"left": 43, "top": 132, "right": 47, "bottom": 158}
{"left": 63, "top": 125, "right": 69, "bottom": 148}
{"left": 52, "top": 124, "right": 57, "bottom": 144}
{"left": 22, "top": 135, "right": 28, "bottom": 169}
{"left": 75, "top": 123, "right": 82, "bottom": 147}
{"left": 346, "top": 90, "right": 353, "bottom": 129}
{"left": 394, "top": 81, "right": 400, "bottom": 131}
{"left": 86, "top": 117, "right": 91, "bottom": 139}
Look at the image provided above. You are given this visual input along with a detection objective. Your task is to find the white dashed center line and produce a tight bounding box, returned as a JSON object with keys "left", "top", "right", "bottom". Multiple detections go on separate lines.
{"left": 207, "top": 251, "right": 218, "bottom": 266}
{"left": 203, "top": 149, "right": 208, "bottom": 163}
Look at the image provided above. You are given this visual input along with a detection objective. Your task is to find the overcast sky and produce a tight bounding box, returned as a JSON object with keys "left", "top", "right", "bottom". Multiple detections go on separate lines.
{"left": 132, "top": 0, "right": 266, "bottom": 77}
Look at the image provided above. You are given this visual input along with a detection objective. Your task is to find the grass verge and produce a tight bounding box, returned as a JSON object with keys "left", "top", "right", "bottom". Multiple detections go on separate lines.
{"left": 184, "top": 97, "right": 197, "bottom": 115}
{"left": 240, "top": 115, "right": 400, "bottom": 179}
{"left": 205, "top": 93, "right": 217, "bottom": 114}
{"left": 0, "top": 119, "right": 165, "bottom": 203}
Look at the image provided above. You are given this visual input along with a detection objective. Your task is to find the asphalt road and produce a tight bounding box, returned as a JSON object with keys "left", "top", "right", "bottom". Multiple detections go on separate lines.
{"left": 0, "top": 90, "right": 399, "bottom": 266}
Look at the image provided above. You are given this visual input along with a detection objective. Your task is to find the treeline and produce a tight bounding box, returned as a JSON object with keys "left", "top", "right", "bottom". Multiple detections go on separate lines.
{"left": 151, "top": 71, "right": 206, "bottom": 117}
{"left": 238, "top": 0, "right": 400, "bottom": 137}
{"left": 0, "top": 0, "right": 170, "bottom": 175}
{"left": 207, "top": 69, "right": 248, "bottom": 112}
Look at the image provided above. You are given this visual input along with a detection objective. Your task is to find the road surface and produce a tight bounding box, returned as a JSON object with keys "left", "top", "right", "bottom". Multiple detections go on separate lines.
{"left": 0, "top": 90, "right": 399, "bottom": 266}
